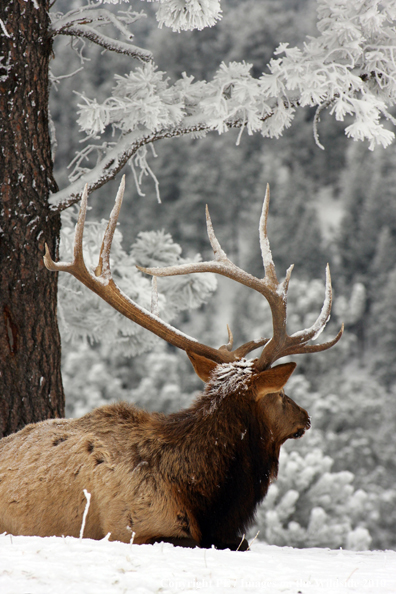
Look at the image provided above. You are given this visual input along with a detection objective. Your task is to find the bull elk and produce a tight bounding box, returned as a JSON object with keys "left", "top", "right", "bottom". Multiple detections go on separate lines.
{"left": 0, "top": 179, "right": 343, "bottom": 550}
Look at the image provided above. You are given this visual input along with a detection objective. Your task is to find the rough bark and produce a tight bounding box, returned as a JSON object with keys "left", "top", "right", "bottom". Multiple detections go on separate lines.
{"left": 0, "top": 0, "right": 64, "bottom": 437}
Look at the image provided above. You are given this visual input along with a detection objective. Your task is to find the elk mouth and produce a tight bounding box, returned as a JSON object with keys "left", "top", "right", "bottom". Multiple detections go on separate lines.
{"left": 291, "top": 417, "right": 311, "bottom": 439}
{"left": 291, "top": 427, "right": 306, "bottom": 439}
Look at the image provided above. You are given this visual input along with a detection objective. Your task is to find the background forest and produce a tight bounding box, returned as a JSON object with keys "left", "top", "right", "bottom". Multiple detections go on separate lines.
{"left": 50, "top": 0, "right": 396, "bottom": 551}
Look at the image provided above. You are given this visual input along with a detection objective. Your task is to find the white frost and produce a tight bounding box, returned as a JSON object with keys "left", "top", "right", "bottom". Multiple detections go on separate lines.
{"left": 205, "top": 359, "right": 255, "bottom": 413}
{"left": 156, "top": 0, "right": 222, "bottom": 32}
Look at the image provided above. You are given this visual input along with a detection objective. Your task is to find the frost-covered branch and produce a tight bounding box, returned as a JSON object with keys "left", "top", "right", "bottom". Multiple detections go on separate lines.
{"left": 50, "top": 66, "right": 85, "bottom": 90}
{"left": 262, "top": 0, "right": 396, "bottom": 150}
{"left": 50, "top": 5, "right": 152, "bottom": 63}
{"left": 50, "top": 61, "right": 289, "bottom": 211}
{"left": 57, "top": 25, "right": 152, "bottom": 62}
{"left": 50, "top": 115, "right": 255, "bottom": 211}
{"left": 154, "top": 0, "right": 222, "bottom": 32}
{"left": 313, "top": 99, "right": 334, "bottom": 150}
{"left": 95, "top": 0, "right": 223, "bottom": 32}
{"left": 51, "top": 1, "right": 396, "bottom": 211}
{"left": 51, "top": 0, "right": 223, "bottom": 35}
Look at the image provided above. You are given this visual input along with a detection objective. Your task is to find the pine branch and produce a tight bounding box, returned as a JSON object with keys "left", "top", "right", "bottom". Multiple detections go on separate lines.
{"left": 58, "top": 25, "right": 152, "bottom": 62}
{"left": 50, "top": 112, "right": 274, "bottom": 213}
{"left": 50, "top": 121, "right": 211, "bottom": 212}
{"left": 50, "top": 7, "right": 152, "bottom": 63}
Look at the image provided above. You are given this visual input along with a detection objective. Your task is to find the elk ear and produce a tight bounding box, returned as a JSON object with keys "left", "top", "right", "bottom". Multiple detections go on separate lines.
{"left": 186, "top": 351, "right": 219, "bottom": 383}
{"left": 253, "top": 362, "right": 297, "bottom": 399}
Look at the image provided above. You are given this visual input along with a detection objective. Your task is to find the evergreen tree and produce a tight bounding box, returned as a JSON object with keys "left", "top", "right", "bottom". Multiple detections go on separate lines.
{"left": 0, "top": 1, "right": 63, "bottom": 435}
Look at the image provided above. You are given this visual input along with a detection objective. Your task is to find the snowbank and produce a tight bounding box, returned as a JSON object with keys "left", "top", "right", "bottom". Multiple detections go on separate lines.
{"left": 0, "top": 533, "right": 395, "bottom": 594}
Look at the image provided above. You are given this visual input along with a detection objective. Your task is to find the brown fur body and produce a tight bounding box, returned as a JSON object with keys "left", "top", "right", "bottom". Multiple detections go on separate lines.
{"left": 0, "top": 360, "right": 309, "bottom": 549}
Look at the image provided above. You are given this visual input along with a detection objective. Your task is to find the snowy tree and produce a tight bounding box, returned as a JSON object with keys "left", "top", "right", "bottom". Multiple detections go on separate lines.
{"left": 275, "top": 368, "right": 396, "bottom": 549}
{"left": 251, "top": 449, "right": 373, "bottom": 550}
{"left": 2, "top": 0, "right": 396, "bottom": 437}
{"left": 62, "top": 340, "right": 197, "bottom": 417}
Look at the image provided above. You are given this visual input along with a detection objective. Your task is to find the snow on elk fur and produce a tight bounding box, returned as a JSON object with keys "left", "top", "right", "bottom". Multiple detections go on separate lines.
{"left": 0, "top": 180, "right": 343, "bottom": 550}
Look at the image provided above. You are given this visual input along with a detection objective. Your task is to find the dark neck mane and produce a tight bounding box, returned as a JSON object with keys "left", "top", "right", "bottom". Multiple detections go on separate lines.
{"left": 160, "top": 360, "right": 280, "bottom": 544}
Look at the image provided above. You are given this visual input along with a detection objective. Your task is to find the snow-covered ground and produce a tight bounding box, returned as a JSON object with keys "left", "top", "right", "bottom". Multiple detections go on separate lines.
{"left": 1, "top": 534, "right": 395, "bottom": 594}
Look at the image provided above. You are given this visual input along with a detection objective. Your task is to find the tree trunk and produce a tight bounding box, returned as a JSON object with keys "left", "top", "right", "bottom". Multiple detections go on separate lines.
{"left": 0, "top": 0, "right": 64, "bottom": 437}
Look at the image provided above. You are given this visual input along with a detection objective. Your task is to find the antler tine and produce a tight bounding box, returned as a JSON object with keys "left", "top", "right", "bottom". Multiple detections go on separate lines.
{"left": 95, "top": 175, "right": 125, "bottom": 278}
{"left": 233, "top": 337, "right": 270, "bottom": 358}
{"left": 137, "top": 205, "right": 272, "bottom": 299}
{"left": 282, "top": 323, "right": 344, "bottom": 358}
{"left": 281, "top": 264, "right": 294, "bottom": 296}
{"left": 219, "top": 324, "right": 234, "bottom": 352}
{"left": 74, "top": 183, "right": 89, "bottom": 265}
{"left": 44, "top": 183, "right": 90, "bottom": 275}
{"left": 279, "top": 265, "right": 344, "bottom": 357}
{"left": 259, "top": 184, "right": 278, "bottom": 286}
{"left": 257, "top": 262, "right": 343, "bottom": 369}
{"left": 205, "top": 205, "right": 228, "bottom": 261}
{"left": 289, "top": 264, "right": 332, "bottom": 345}
{"left": 137, "top": 203, "right": 232, "bottom": 278}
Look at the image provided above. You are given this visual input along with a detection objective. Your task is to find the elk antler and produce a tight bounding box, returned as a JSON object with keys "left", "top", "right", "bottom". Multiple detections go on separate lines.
{"left": 138, "top": 184, "right": 343, "bottom": 371}
{"left": 44, "top": 176, "right": 267, "bottom": 366}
